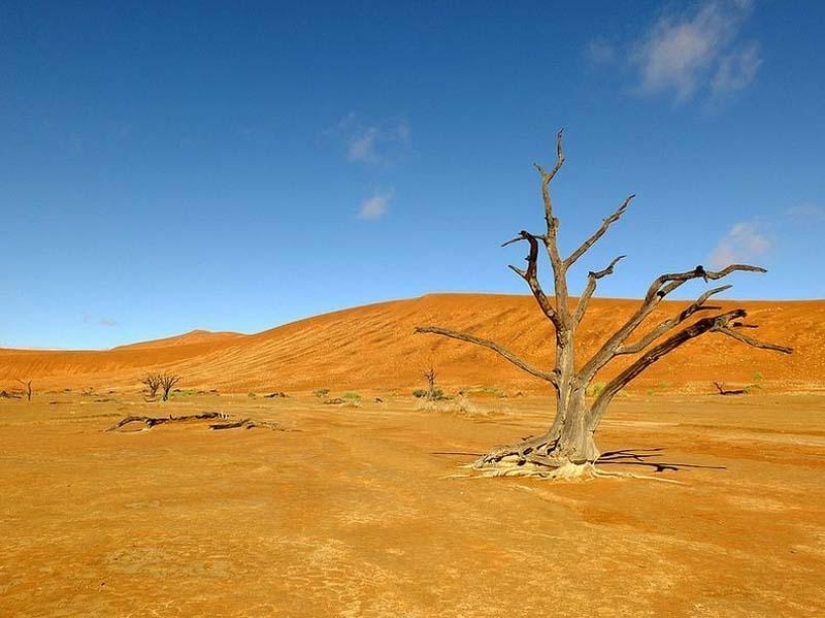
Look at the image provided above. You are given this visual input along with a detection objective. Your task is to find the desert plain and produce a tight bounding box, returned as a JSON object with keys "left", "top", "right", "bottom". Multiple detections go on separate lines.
{"left": 1, "top": 294, "right": 824, "bottom": 617}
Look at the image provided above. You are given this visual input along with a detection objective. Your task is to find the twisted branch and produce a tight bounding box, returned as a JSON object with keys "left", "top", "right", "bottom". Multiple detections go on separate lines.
{"left": 415, "top": 326, "right": 558, "bottom": 386}
{"left": 573, "top": 254, "right": 626, "bottom": 325}
{"left": 617, "top": 284, "right": 732, "bottom": 354}
{"left": 566, "top": 194, "right": 635, "bottom": 268}
{"left": 580, "top": 264, "right": 768, "bottom": 383}
{"left": 588, "top": 309, "right": 791, "bottom": 430}
{"left": 533, "top": 128, "right": 570, "bottom": 323}
{"left": 503, "top": 230, "right": 561, "bottom": 330}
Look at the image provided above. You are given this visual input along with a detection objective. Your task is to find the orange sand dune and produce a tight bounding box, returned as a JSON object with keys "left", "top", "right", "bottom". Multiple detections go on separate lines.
{"left": 0, "top": 294, "right": 822, "bottom": 394}
{"left": 114, "top": 329, "right": 246, "bottom": 350}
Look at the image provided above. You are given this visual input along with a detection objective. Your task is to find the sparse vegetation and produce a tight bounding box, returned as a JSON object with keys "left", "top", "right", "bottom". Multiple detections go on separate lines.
{"left": 158, "top": 373, "right": 182, "bottom": 402}
{"left": 423, "top": 365, "right": 437, "bottom": 401}
{"left": 313, "top": 388, "right": 330, "bottom": 398}
{"left": 16, "top": 379, "right": 33, "bottom": 402}
{"left": 141, "top": 374, "right": 162, "bottom": 398}
{"left": 413, "top": 387, "right": 446, "bottom": 400}
{"left": 587, "top": 382, "right": 606, "bottom": 397}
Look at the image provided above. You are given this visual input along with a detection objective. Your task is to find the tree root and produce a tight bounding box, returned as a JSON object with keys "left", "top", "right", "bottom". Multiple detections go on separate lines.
{"left": 106, "top": 412, "right": 295, "bottom": 432}
{"left": 445, "top": 444, "right": 721, "bottom": 483}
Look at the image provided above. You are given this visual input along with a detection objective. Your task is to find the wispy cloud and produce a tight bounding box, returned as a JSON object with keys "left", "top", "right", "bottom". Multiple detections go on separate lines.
{"left": 332, "top": 113, "right": 411, "bottom": 165}
{"left": 357, "top": 191, "right": 393, "bottom": 220}
{"left": 83, "top": 313, "right": 119, "bottom": 327}
{"left": 710, "top": 41, "right": 761, "bottom": 97}
{"left": 590, "top": 0, "right": 759, "bottom": 104}
{"left": 708, "top": 221, "right": 771, "bottom": 268}
{"left": 587, "top": 39, "right": 617, "bottom": 65}
{"left": 786, "top": 203, "right": 825, "bottom": 223}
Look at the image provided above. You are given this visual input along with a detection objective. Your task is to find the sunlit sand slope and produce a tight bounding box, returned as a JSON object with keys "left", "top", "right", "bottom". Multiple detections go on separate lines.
{"left": 1, "top": 294, "right": 822, "bottom": 393}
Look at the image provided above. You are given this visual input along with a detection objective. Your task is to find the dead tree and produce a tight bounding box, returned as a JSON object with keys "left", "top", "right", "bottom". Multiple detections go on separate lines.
{"left": 141, "top": 373, "right": 162, "bottom": 398}
{"left": 416, "top": 130, "right": 792, "bottom": 480}
{"left": 713, "top": 381, "right": 747, "bottom": 396}
{"left": 158, "top": 373, "right": 181, "bottom": 402}
{"left": 423, "top": 365, "right": 437, "bottom": 401}
{"left": 16, "top": 379, "right": 33, "bottom": 402}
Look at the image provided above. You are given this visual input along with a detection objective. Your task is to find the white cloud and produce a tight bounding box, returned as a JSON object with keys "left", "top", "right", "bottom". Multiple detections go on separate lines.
{"left": 332, "top": 114, "right": 411, "bottom": 165}
{"left": 708, "top": 221, "right": 771, "bottom": 267}
{"left": 357, "top": 191, "right": 393, "bottom": 220}
{"left": 594, "top": 0, "right": 759, "bottom": 103}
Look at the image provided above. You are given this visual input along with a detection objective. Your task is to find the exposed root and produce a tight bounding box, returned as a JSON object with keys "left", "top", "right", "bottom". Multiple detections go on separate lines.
{"left": 445, "top": 444, "right": 719, "bottom": 483}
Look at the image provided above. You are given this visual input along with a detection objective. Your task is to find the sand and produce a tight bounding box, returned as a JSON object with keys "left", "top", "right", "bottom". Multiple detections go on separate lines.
{"left": 1, "top": 294, "right": 823, "bottom": 395}
{"left": 1, "top": 391, "right": 823, "bottom": 617}
{"left": 2, "top": 293, "right": 823, "bottom": 616}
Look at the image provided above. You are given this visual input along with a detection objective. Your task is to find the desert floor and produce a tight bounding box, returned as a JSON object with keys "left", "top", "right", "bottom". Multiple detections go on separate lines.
{"left": 1, "top": 391, "right": 823, "bottom": 617}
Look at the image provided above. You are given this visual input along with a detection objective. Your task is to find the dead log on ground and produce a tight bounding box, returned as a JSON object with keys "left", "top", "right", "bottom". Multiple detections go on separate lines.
{"left": 713, "top": 381, "right": 747, "bottom": 396}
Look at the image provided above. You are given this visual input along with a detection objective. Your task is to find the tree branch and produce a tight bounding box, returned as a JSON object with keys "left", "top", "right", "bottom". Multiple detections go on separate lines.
{"left": 415, "top": 326, "right": 558, "bottom": 386}
{"left": 579, "top": 264, "right": 768, "bottom": 383}
{"left": 502, "top": 231, "right": 561, "bottom": 330}
{"left": 573, "top": 254, "right": 626, "bottom": 325}
{"left": 565, "top": 194, "right": 635, "bottom": 268}
{"left": 533, "top": 128, "right": 570, "bottom": 324}
{"left": 715, "top": 326, "right": 793, "bottom": 354}
{"left": 617, "top": 285, "right": 732, "bottom": 354}
{"left": 587, "top": 309, "right": 791, "bottom": 430}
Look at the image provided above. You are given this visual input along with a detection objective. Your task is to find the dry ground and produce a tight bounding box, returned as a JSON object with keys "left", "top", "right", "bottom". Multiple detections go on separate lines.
{"left": 1, "top": 391, "right": 824, "bottom": 617}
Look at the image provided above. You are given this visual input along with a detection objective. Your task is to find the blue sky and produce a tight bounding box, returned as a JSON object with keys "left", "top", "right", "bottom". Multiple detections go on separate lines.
{"left": 2, "top": 1, "right": 823, "bottom": 349}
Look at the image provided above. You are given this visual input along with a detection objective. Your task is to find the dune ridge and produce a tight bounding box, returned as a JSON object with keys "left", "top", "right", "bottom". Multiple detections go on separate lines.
{"left": 1, "top": 294, "right": 822, "bottom": 394}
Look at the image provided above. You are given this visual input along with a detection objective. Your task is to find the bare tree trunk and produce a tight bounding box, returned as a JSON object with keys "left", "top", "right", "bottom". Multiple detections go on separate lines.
{"left": 16, "top": 379, "right": 32, "bottom": 402}
{"left": 415, "top": 129, "right": 791, "bottom": 481}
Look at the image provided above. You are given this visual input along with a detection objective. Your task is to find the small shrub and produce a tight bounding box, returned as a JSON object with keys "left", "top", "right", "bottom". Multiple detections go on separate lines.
{"left": 413, "top": 387, "right": 446, "bottom": 400}
{"left": 313, "top": 388, "right": 330, "bottom": 398}
{"left": 587, "top": 382, "right": 606, "bottom": 397}
{"left": 342, "top": 392, "right": 361, "bottom": 400}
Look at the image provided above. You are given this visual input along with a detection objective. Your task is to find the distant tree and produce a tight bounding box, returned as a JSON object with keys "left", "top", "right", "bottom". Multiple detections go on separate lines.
{"left": 141, "top": 374, "right": 162, "bottom": 398}
{"left": 158, "top": 373, "right": 181, "bottom": 402}
{"left": 16, "top": 379, "right": 32, "bottom": 402}
{"left": 416, "top": 130, "right": 792, "bottom": 479}
{"left": 423, "top": 365, "right": 437, "bottom": 401}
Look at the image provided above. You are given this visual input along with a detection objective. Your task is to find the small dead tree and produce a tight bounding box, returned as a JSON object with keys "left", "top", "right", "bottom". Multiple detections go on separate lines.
{"left": 158, "top": 373, "right": 181, "bottom": 402}
{"left": 416, "top": 130, "right": 792, "bottom": 480}
{"left": 141, "top": 373, "right": 162, "bottom": 399}
{"left": 423, "top": 365, "right": 437, "bottom": 401}
{"left": 713, "top": 382, "right": 747, "bottom": 396}
{"left": 16, "top": 379, "right": 33, "bottom": 402}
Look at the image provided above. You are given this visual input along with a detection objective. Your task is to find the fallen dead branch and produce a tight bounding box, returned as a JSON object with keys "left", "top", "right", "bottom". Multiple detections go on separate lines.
{"left": 107, "top": 412, "right": 228, "bottom": 431}
{"left": 106, "top": 411, "right": 296, "bottom": 432}
{"left": 713, "top": 381, "right": 747, "bottom": 396}
{"left": 209, "top": 418, "right": 294, "bottom": 431}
